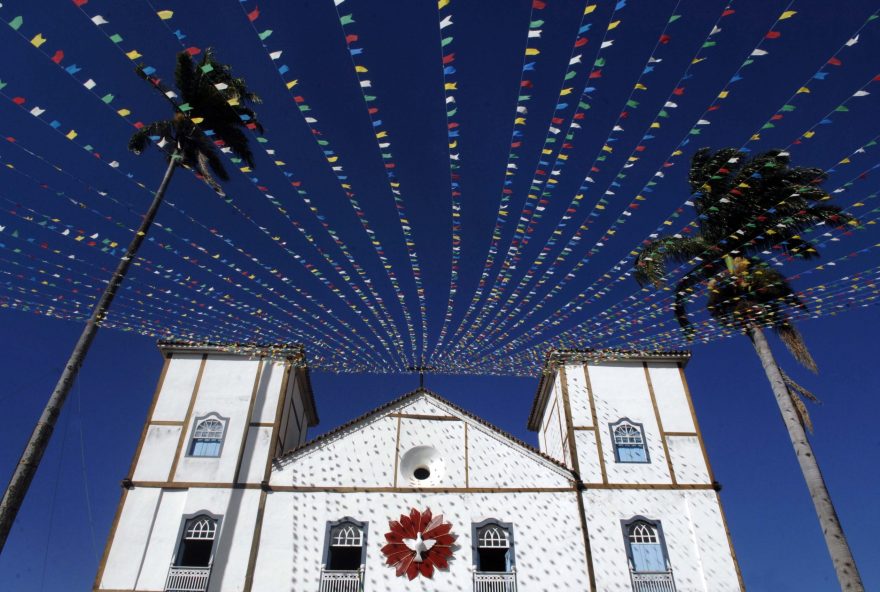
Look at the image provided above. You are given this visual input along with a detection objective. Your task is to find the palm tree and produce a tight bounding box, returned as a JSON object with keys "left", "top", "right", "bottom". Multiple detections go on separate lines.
{"left": 0, "top": 49, "right": 261, "bottom": 552}
{"left": 634, "top": 148, "right": 864, "bottom": 591}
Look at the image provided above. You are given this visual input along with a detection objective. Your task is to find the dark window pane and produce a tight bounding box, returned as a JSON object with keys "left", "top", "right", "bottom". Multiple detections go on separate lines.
{"left": 328, "top": 546, "right": 361, "bottom": 570}
{"left": 177, "top": 539, "right": 213, "bottom": 567}
{"left": 477, "top": 548, "right": 509, "bottom": 572}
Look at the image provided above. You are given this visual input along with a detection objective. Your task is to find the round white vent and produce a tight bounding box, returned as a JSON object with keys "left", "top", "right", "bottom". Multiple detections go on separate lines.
{"left": 399, "top": 446, "right": 445, "bottom": 485}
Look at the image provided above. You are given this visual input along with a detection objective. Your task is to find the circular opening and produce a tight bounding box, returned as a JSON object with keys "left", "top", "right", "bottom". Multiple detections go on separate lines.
{"left": 413, "top": 467, "right": 431, "bottom": 480}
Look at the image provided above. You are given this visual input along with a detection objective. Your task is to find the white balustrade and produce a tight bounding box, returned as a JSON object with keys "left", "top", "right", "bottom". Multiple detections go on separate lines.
{"left": 474, "top": 571, "right": 517, "bottom": 592}
{"left": 631, "top": 571, "right": 676, "bottom": 592}
{"left": 319, "top": 569, "right": 362, "bottom": 592}
{"left": 165, "top": 566, "right": 211, "bottom": 592}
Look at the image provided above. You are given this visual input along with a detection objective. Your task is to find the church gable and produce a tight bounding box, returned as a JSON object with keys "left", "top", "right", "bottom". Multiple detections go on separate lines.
{"left": 271, "top": 390, "right": 573, "bottom": 490}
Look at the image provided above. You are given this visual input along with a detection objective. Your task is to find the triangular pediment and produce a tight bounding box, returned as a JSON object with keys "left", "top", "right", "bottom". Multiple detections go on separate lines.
{"left": 270, "top": 390, "right": 573, "bottom": 490}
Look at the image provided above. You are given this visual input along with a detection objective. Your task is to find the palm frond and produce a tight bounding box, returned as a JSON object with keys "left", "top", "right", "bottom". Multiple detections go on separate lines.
{"left": 780, "top": 368, "right": 821, "bottom": 433}
{"left": 776, "top": 323, "right": 818, "bottom": 373}
{"left": 634, "top": 236, "right": 712, "bottom": 287}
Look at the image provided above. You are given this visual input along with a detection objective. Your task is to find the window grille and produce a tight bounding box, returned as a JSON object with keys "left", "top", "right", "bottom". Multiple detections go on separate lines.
{"left": 331, "top": 525, "right": 363, "bottom": 547}
{"left": 614, "top": 423, "right": 644, "bottom": 447}
{"left": 185, "top": 517, "right": 217, "bottom": 541}
{"left": 478, "top": 526, "right": 510, "bottom": 548}
{"left": 628, "top": 522, "right": 659, "bottom": 545}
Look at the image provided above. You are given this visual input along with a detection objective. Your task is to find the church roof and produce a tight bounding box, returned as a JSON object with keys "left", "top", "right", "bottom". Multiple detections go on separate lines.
{"left": 276, "top": 387, "right": 571, "bottom": 472}
{"left": 527, "top": 348, "right": 691, "bottom": 431}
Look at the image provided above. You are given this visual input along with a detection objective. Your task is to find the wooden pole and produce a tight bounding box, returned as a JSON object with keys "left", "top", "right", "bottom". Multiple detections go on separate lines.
{"left": 0, "top": 155, "right": 178, "bottom": 553}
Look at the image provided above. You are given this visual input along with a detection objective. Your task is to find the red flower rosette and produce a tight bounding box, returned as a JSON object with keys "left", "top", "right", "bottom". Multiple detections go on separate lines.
{"left": 381, "top": 507, "right": 455, "bottom": 580}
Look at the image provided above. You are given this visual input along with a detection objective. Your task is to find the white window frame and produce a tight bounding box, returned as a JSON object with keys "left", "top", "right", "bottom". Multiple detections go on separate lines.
{"left": 187, "top": 413, "right": 228, "bottom": 458}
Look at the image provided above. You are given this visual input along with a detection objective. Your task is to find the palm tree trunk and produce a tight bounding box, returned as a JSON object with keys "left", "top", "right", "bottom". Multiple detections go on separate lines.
{"left": 0, "top": 155, "right": 178, "bottom": 554}
{"left": 748, "top": 326, "right": 864, "bottom": 591}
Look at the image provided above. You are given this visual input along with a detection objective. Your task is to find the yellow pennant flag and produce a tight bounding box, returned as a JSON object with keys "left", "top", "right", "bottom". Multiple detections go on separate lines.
{"left": 779, "top": 10, "right": 797, "bottom": 19}
{"left": 803, "top": 131, "right": 815, "bottom": 138}
{"left": 355, "top": 65, "right": 368, "bottom": 73}
{"left": 525, "top": 47, "right": 540, "bottom": 56}
{"left": 650, "top": 122, "right": 661, "bottom": 128}
{"left": 117, "top": 108, "right": 131, "bottom": 116}
{"left": 445, "top": 82, "right": 457, "bottom": 90}
{"left": 796, "top": 86, "right": 810, "bottom": 94}
{"left": 560, "top": 87, "right": 573, "bottom": 96}
{"left": 191, "top": 117, "right": 204, "bottom": 124}
{"left": 718, "top": 91, "right": 729, "bottom": 99}
{"left": 126, "top": 50, "right": 142, "bottom": 60}
{"left": 157, "top": 10, "right": 174, "bottom": 20}
{"left": 634, "top": 83, "right": 647, "bottom": 90}
{"left": 584, "top": 4, "right": 597, "bottom": 14}
{"left": 31, "top": 34, "right": 47, "bottom": 48}
{"left": 438, "top": 0, "right": 450, "bottom": 8}
{"left": 286, "top": 79, "right": 298, "bottom": 89}
{"left": 66, "top": 130, "right": 78, "bottom": 140}
{"left": 608, "top": 20, "right": 621, "bottom": 30}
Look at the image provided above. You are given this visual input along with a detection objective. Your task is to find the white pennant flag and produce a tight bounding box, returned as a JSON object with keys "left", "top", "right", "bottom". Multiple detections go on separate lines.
{"left": 601, "top": 40, "right": 614, "bottom": 49}
{"left": 269, "top": 50, "right": 282, "bottom": 60}
{"left": 853, "top": 90, "right": 870, "bottom": 97}
{"left": 528, "top": 29, "right": 542, "bottom": 38}
{"left": 440, "top": 15, "right": 453, "bottom": 29}
{"left": 846, "top": 34, "right": 859, "bottom": 47}
{"left": 29, "top": 106, "right": 46, "bottom": 117}
{"left": 91, "top": 15, "right": 109, "bottom": 25}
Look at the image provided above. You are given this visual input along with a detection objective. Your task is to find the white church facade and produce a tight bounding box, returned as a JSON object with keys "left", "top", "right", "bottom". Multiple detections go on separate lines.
{"left": 94, "top": 342, "right": 743, "bottom": 592}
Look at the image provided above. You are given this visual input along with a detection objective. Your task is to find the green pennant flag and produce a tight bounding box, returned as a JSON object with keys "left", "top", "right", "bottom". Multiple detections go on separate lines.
{"left": 9, "top": 16, "right": 23, "bottom": 30}
{"left": 339, "top": 14, "right": 354, "bottom": 26}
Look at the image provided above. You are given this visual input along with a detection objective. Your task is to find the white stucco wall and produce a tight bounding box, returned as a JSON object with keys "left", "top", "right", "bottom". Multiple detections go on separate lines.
{"left": 251, "top": 490, "right": 590, "bottom": 592}
{"left": 584, "top": 489, "right": 739, "bottom": 591}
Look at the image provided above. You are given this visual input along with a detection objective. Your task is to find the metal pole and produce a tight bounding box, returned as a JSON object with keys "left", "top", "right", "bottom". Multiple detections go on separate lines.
{"left": 0, "top": 155, "right": 178, "bottom": 553}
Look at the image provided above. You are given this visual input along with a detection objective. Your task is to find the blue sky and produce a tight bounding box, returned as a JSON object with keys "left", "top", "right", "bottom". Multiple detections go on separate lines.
{"left": 0, "top": 0, "right": 879, "bottom": 589}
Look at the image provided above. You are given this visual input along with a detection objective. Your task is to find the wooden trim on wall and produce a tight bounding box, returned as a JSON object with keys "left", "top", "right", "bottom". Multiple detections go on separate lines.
{"left": 575, "top": 488, "right": 597, "bottom": 591}
{"left": 91, "top": 488, "right": 128, "bottom": 591}
{"left": 127, "top": 481, "right": 576, "bottom": 493}
{"left": 464, "top": 423, "right": 469, "bottom": 488}
{"left": 249, "top": 422, "right": 274, "bottom": 428}
{"left": 643, "top": 362, "right": 677, "bottom": 485}
{"left": 582, "top": 364, "right": 608, "bottom": 484}
{"left": 559, "top": 366, "right": 581, "bottom": 475}
{"left": 715, "top": 490, "right": 746, "bottom": 591}
{"left": 126, "top": 354, "right": 172, "bottom": 480}
{"left": 263, "top": 362, "right": 292, "bottom": 482}
{"left": 148, "top": 420, "right": 183, "bottom": 426}
{"left": 389, "top": 413, "right": 459, "bottom": 421}
{"left": 242, "top": 490, "right": 268, "bottom": 592}
{"left": 583, "top": 482, "right": 715, "bottom": 490}
{"left": 392, "top": 415, "right": 402, "bottom": 487}
{"left": 235, "top": 357, "right": 264, "bottom": 484}
{"left": 678, "top": 363, "right": 716, "bottom": 483}
{"left": 167, "top": 354, "right": 208, "bottom": 482}
{"left": 664, "top": 431, "right": 699, "bottom": 437}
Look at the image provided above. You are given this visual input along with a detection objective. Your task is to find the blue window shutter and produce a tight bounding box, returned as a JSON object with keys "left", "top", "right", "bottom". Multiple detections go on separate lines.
{"left": 631, "top": 543, "right": 666, "bottom": 572}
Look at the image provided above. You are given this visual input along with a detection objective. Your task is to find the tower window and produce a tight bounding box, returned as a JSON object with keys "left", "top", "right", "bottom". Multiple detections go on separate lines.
{"left": 610, "top": 419, "right": 649, "bottom": 463}
{"left": 473, "top": 520, "right": 516, "bottom": 573}
{"left": 188, "top": 414, "right": 227, "bottom": 457}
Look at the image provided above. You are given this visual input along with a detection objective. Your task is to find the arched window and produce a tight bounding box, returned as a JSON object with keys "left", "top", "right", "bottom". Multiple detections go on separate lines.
{"left": 188, "top": 414, "right": 227, "bottom": 457}
{"left": 623, "top": 518, "right": 670, "bottom": 574}
{"left": 473, "top": 520, "right": 516, "bottom": 573}
{"left": 323, "top": 519, "right": 367, "bottom": 571}
{"left": 610, "top": 418, "right": 649, "bottom": 463}
{"left": 175, "top": 514, "right": 218, "bottom": 567}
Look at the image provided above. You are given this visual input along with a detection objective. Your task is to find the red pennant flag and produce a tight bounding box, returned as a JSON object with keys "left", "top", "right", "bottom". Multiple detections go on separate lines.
{"left": 442, "top": 53, "right": 455, "bottom": 65}
{"left": 575, "top": 37, "right": 588, "bottom": 47}
{"left": 368, "top": 107, "right": 379, "bottom": 115}
{"left": 72, "top": 0, "right": 88, "bottom": 6}
{"left": 765, "top": 31, "right": 781, "bottom": 39}
{"left": 659, "top": 34, "right": 671, "bottom": 44}
{"left": 672, "top": 87, "right": 685, "bottom": 95}
{"left": 51, "top": 50, "right": 64, "bottom": 64}
{"left": 827, "top": 57, "right": 842, "bottom": 66}
{"left": 185, "top": 46, "right": 201, "bottom": 56}
{"left": 346, "top": 34, "right": 358, "bottom": 43}
{"left": 722, "top": 8, "right": 735, "bottom": 16}
{"left": 247, "top": 7, "right": 260, "bottom": 21}
{"left": 532, "top": 0, "right": 547, "bottom": 9}
{"left": 12, "top": 97, "right": 26, "bottom": 105}
{"left": 589, "top": 70, "right": 602, "bottom": 79}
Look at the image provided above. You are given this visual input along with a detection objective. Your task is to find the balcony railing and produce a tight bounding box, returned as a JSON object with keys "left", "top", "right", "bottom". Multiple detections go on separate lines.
{"left": 165, "top": 566, "right": 211, "bottom": 592}
{"left": 474, "top": 571, "right": 517, "bottom": 592}
{"left": 631, "top": 571, "right": 676, "bottom": 592}
{"left": 319, "top": 569, "right": 362, "bottom": 592}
